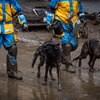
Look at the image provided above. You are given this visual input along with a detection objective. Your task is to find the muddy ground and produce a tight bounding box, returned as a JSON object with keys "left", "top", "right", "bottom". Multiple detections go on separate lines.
{"left": 0, "top": 21, "right": 100, "bottom": 100}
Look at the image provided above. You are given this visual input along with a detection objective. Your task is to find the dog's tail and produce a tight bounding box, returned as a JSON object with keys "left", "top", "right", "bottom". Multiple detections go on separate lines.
{"left": 73, "top": 55, "right": 82, "bottom": 67}
{"left": 32, "top": 51, "right": 39, "bottom": 68}
{"left": 73, "top": 56, "right": 80, "bottom": 61}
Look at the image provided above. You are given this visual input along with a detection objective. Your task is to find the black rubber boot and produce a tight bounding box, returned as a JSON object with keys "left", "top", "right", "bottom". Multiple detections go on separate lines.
{"left": 62, "top": 43, "right": 76, "bottom": 73}
{"left": 8, "top": 70, "right": 22, "bottom": 80}
{"left": 6, "top": 45, "right": 23, "bottom": 80}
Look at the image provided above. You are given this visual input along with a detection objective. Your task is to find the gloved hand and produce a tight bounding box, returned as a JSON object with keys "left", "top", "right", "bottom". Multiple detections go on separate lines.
{"left": 67, "top": 12, "right": 73, "bottom": 20}
{"left": 46, "top": 24, "right": 51, "bottom": 32}
{"left": 22, "top": 23, "right": 28, "bottom": 31}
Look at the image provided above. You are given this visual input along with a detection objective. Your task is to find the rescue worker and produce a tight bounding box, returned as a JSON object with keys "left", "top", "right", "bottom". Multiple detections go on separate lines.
{"left": 0, "top": 0, "right": 28, "bottom": 79}
{"left": 47, "top": 0, "right": 86, "bottom": 73}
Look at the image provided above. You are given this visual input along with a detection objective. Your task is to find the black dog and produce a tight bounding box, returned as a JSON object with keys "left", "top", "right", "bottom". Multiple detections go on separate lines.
{"left": 32, "top": 38, "right": 62, "bottom": 91}
{"left": 73, "top": 39, "right": 100, "bottom": 72}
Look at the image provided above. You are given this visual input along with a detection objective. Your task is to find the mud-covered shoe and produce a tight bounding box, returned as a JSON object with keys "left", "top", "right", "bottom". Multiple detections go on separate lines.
{"left": 8, "top": 72, "right": 23, "bottom": 80}
{"left": 65, "top": 65, "right": 76, "bottom": 73}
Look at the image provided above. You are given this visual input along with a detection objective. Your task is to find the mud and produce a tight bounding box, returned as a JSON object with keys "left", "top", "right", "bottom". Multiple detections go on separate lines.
{"left": 0, "top": 22, "right": 100, "bottom": 100}
{"left": 82, "top": 1, "right": 100, "bottom": 13}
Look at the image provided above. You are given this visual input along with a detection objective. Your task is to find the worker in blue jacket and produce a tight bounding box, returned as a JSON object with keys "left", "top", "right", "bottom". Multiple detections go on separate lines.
{"left": 0, "top": 0, "right": 28, "bottom": 79}
{"left": 47, "top": 0, "right": 86, "bottom": 73}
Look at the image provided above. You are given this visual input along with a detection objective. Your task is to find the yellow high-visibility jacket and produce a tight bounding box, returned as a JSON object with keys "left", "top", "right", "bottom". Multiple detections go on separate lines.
{"left": 0, "top": 0, "right": 26, "bottom": 34}
{"left": 50, "top": 0, "right": 84, "bottom": 26}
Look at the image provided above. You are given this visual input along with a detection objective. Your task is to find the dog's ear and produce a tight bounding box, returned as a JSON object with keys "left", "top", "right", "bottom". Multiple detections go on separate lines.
{"left": 55, "top": 43, "right": 60, "bottom": 49}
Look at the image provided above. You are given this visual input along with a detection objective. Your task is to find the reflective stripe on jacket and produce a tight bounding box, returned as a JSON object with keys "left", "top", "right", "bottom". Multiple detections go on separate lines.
{"left": 50, "top": 0, "right": 83, "bottom": 26}
{"left": 0, "top": 0, "right": 26, "bottom": 34}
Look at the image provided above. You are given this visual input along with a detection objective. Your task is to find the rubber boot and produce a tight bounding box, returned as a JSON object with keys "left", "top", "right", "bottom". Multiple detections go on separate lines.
{"left": 62, "top": 43, "right": 76, "bottom": 73}
{"left": 7, "top": 45, "right": 23, "bottom": 80}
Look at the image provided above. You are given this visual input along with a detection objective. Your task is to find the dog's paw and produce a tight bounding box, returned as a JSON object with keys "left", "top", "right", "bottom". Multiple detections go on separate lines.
{"left": 58, "top": 85, "right": 62, "bottom": 91}
{"left": 89, "top": 69, "right": 95, "bottom": 72}
{"left": 42, "top": 81, "right": 47, "bottom": 85}
{"left": 51, "top": 77, "right": 56, "bottom": 81}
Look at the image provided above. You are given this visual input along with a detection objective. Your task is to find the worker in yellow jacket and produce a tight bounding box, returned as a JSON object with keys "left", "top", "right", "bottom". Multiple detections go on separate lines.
{"left": 0, "top": 0, "right": 28, "bottom": 80}
{"left": 47, "top": 0, "right": 86, "bottom": 73}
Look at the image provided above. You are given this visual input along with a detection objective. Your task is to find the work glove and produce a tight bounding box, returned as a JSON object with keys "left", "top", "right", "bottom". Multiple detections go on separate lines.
{"left": 46, "top": 24, "right": 51, "bottom": 32}
{"left": 22, "top": 23, "right": 28, "bottom": 31}
{"left": 77, "top": 12, "right": 87, "bottom": 26}
{"left": 67, "top": 12, "right": 73, "bottom": 20}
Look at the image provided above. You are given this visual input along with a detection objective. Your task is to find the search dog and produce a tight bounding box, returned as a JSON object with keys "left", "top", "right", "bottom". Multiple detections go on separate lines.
{"left": 32, "top": 38, "right": 62, "bottom": 91}
{"left": 73, "top": 39, "right": 100, "bottom": 72}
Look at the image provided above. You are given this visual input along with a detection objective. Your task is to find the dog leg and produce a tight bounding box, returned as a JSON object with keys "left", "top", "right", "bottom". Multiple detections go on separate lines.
{"left": 49, "top": 67, "right": 56, "bottom": 81}
{"left": 79, "top": 54, "right": 88, "bottom": 67}
{"left": 37, "top": 65, "right": 41, "bottom": 78}
{"left": 79, "top": 58, "right": 82, "bottom": 67}
{"left": 37, "top": 57, "right": 44, "bottom": 78}
{"left": 57, "top": 66, "right": 62, "bottom": 91}
{"left": 42, "top": 65, "right": 49, "bottom": 85}
{"left": 89, "top": 57, "right": 96, "bottom": 72}
{"left": 88, "top": 55, "right": 93, "bottom": 67}
{"left": 78, "top": 42, "right": 88, "bottom": 67}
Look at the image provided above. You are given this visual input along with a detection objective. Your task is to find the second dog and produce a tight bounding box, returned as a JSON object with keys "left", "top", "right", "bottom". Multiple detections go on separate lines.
{"left": 73, "top": 39, "right": 100, "bottom": 72}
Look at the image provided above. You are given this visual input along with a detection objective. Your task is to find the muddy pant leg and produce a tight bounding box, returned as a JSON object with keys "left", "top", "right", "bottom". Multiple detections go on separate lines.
{"left": 61, "top": 42, "right": 75, "bottom": 73}
{"left": 62, "top": 43, "right": 72, "bottom": 65}
{"left": 7, "top": 44, "right": 17, "bottom": 73}
{"left": 6, "top": 44, "right": 22, "bottom": 80}
{"left": 60, "top": 27, "right": 78, "bottom": 73}
{"left": 70, "top": 24, "right": 78, "bottom": 51}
